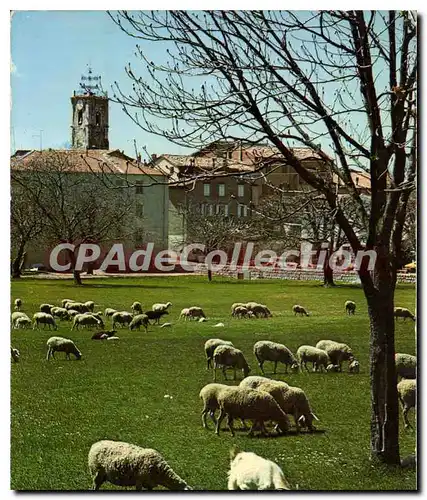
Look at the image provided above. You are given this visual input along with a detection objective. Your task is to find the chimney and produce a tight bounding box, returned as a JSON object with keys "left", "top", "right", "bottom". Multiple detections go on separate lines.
{"left": 212, "top": 157, "right": 216, "bottom": 168}
{"left": 152, "top": 153, "right": 157, "bottom": 161}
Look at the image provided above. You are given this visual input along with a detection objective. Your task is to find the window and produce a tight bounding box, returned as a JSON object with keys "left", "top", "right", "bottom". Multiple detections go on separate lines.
{"left": 227, "top": 150, "right": 233, "bottom": 160}
{"left": 208, "top": 204, "right": 214, "bottom": 216}
{"left": 203, "top": 183, "right": 211, "bottom": 196}
{"left": 238, "top": 184, "right": 244, "bottom": 197}
{"left": 243, "top": 205, "right": 249, "bottom": 217}
{"left": 136, "top": 204, "right": 144, "bottom": 217}
{"left": 218, "top": 184, "right": 225, "bottom": 197}
{"left": 78, "top": 110, "right": 83, "bottom": 125}
{"left": 95, "top": 112, "right": 101, "bottom": 127}
{"left": 224, "top": 204, "right": 229, "bottom": 216}
{"left": 356, "top": 177, "right": 359, "bottom": 186}
{"left": 135, "top": 181, "right": 144, "bottom": 194}
{"left": 237, "top": 203, "right": 243, "bottom": 217}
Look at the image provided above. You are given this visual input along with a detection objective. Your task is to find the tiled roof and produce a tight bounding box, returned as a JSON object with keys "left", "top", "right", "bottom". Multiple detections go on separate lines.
{"left": 11, "top": 149, "right": 164, "bottom": 177}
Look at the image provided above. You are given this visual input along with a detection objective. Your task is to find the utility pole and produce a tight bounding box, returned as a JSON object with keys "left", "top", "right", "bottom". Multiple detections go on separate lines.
{"left": 32, "top": 130, "right": 43, "bottom": 151}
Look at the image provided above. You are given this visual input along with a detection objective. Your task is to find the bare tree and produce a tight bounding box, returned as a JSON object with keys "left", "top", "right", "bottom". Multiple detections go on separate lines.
{"left": 110, "top": 10, "right": 416, "bottom": 464}
{"left": 183, "top": 203, "right": 249, "bottom": 281}
{"left": 11, "top": 182, "right": 45, "bottom": 278}
{"left": 11, "top": 152, "right": 136, "bottom": 285}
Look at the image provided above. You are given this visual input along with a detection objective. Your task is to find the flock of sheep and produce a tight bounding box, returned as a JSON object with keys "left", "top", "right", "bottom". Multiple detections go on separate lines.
{"left": 11, "top": 295, "right": 416, "bottom": 490}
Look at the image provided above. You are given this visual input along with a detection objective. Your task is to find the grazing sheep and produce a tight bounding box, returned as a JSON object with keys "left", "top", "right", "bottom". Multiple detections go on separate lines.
{"left": 61, "top": 299, "right": 74, "bottom": 307}
{"left": 65, "top": 302, "right": 89, "bottom": 313}
{"left": 199, "top": 383, "right": 240, "bottom": 428}
{"left": 143, "top": 310, "right": 169, "bottom": 325}
{"left": 15, "top": 316, "right": 32, "bottom": 329}
{"left": 107, "top": 336, "right": 120, "bottom": 341}
{"left": 394, "top": 307, "right": 416, "bottom": 321}
{"left": 349, "top": 359, "right": 360, "bottom": 373}
{"left": 14, "top": 298, "right": 22, "bottom": 311}
{"left": 240, "top": 378, "right": 317, "bottom": 432}
{"left": 32, "top": 312, "right": 57, "bottom": 330}
{"left": 84, "top": 301, "right": 95, "bottom": 312}
{"left": 104, "top": 308, "right": 117, "bottom": 318}
{"left": 315, "top": 340, "right": 354, "bottom": 372}
{"left": 40, "top": 303, "right": 54, "bottom": 314}
{"left": 72, "top": 313, "right": 103, "bottom": 330}
{"left": 112, "top": 311, "right": 133, "bottom": 328}
{"left": 292, "top": 305, "right": 309, "bottom": 316}
{"left": 46, "top": 336, "right": 81, "bottom": 360}
{"left": 232, "top": 306, "right": 252, "bottom": 319}
{"left": 251, "top": 304, "right": 273, "bottom": 318}
{"left": 227, "top": 446, "right": 290, "bottom": 490}
{"left": 245, "top": 302, "right": 261, "bottom": 311}
{"left": 11, "top": 347, "right": 20, "bottom": 362}
{"left": 179, "top": 308, "right": 190, "bottom": 321}
{"left": 188, "top": 306, "right": 206, "bottom": 320}
{"left": 152, "top": 302, "right": 172, "bottom": 313}
{"left": 131, "top": 301, "right": 143, "bottom": 314}
{"left": 88, "top": 440, "right": 192, "bottom": 491}
{"left": 397, "top": 379, "right": 416, "bottom": 429}
{"left": 67, "top": 309, "right": 80, "bottom": 318}
{"left": 296, "top": 345, "right": 330, "bottom": 372}
{"left": 11, "top": 312, "right": 30, "bottom": 328}
{"left": 395, "top": 353, "right": 417, "bottom": 379}
{"left": 253, "top": 341, "right": 298, "bottom": 375}
{"left": 161, "top": 323, "right": 172, "bottom": 328}
{"left": 213, "top": 345, "right": 251, "bottom": 382}
{"left": 199, "top": 317, "right": 207, "bottom": 322}
{"left": 129, "top": 314, "right": 149, "bottom": 332}
{"left": 345, "top": 300, "right": 356, "bottom": 315}
{"left": 231, "top": 302, "right": 246, "bottom": 314}
{"left": 51, "top": 307, "right": 71, "bottom": 321}
{"left": 92, "top": 330, "right": 117, "bottom": 340}
{"left": 205, "top": 339, "right": 234, "bottom": 370}
{"left": 215, "top": 387, "right": 290, "bottom": 437}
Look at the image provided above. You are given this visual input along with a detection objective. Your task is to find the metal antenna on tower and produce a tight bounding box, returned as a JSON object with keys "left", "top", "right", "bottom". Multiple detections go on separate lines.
{"left": 32, "top": 130, "right": 43, "bottom": 151}
{"left": 78, "top": 64, "right": 106, "bottom": 96}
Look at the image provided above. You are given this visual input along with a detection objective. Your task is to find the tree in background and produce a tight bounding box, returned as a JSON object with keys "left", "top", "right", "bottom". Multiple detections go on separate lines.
{"left": 110, "top": 10, "right": 417, "bottom": 464}
{"left": 11, "top": 152, "right": 136, "bottom": 285}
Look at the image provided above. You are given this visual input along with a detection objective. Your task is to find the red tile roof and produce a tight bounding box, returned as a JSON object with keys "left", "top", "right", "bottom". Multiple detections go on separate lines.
{"left": 11, "top": 149, "right": 165, "bottom": 177}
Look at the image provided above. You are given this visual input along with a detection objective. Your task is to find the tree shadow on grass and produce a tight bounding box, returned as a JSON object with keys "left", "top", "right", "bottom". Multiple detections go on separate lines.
{"left": 80, "top": 283, "right": 189, "bottom": 290}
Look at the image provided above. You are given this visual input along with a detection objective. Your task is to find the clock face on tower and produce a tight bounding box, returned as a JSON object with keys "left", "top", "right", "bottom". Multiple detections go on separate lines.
{"left": 76, "top": 100, "right": 84, "bottom": 111}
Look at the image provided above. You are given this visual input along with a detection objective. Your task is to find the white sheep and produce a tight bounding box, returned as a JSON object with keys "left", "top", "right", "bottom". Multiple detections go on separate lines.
{"left": 152, "top": 302, "right": 172, "bottom": 312}
{"left": 199, "top": 317, "right": 207, "bottom": 322}
{"left": 61, "top": 299, "right": 74, "bottom": 307}
{"left": 65, "top": 301, "right": 89, "bottom": 313}
{"left": 231, "top": 302, "right": 246, "bottom": 314}
{"left": 253, "top": 341, "right": 298, "bottom": 374}
{"left": 188, "top": 306, "right": 206, "bottom": 320}
{"left": 131, "top": 301, "right": 143, "bottom": 314}
{"left": 213, "top": 345, "right": 251, "bottom": 381}
{"left": 213, "top": 322, "right": 225, "bottom": 328}
{"left": 227, "top": 446, "right": 291, "bottom": 490}
{"left": 67, "top": 309, "right": 80, "bottom": 317}
{"left": 292, "top": 304, "right": 309, "bottom": 316}
{"left": 83, "top": 300, "right": 95, "bottom": 312}
{"left": 215, "top": 387, "right": 290, "bottom": 437}
{"left": 394, "top": 307, "right": 416, "bottom": 321}
{"left": 204, "top": 338, "right": 234, "bottom": 370}
{"left": 296, "top": 345, "right": 330, "bottom": 372}
{"left": 14, "top": 298, "right": 22, "bottom": 311}
{"left": 15, "top": 316, "right": 32, "bottom": 329}
{"left": 46, "top": 336, "right": 82, "bottom": 360}
{"left": 397, "top": 379, "right": 416, "bottom": 429}
{"left": 245, "top": 301, "right": 261, "bottom": 311}
{"left": 11, "top": 347, "right": 20, "bottom": 362}
{"left": 251, "top": 304, "right": 272, "bottom": 318}
{"left": 129, "top": 314, "right": 149, "bottom": 331}
{"left": 232, "top": 306, "right": 253, "bottom": 319}
{"left": 240, "top": 378, "right": 318, "bottom": 432}
{"left": 72, "top": 313, "right": 103, "bottom": 330}
{"left": 199, "top": 383, "right": 240, "bottom": 428}
{"left": 40, "top": 303, "right": 54, "bottom": 314}
{"left": 11, "top": 311, "right": 30, "bottom": 328}
{"left": 51, "top": 307, "right": 71, "bottom": 321}
{"left": 88, "top": 440, "right": 192, "bottom": 490}
{"left": 161, "top": 323, "right": 172, "bottom": 328}
{"left": 104, "top": 308, "right": 117, "bottom": 318}
{"left": 395, "top": 353, "right": 416, "bottom": 379}
{"left": 112, "top": 311, "right": 133, "bottom": 328}
{"left": 315, "top": 340, "right": 354, "bottom": 372}
{"left": 179, "top": 308, "right": 190, "bottom": 321}
{"left": 345, "top": 300, "right": 356, "bottom": 315}
{"left": 32, "top": 312, "right": 57, "bottom": 330}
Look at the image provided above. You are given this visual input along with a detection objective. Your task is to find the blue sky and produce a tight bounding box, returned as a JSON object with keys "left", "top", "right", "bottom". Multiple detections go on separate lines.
{"left": 11, "top": 10, "right": 193, "bottom": 157}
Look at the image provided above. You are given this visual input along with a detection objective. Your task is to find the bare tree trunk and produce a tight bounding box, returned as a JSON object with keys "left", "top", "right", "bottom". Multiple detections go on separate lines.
{"left": 362, "top": 255, "right": 400, "bottom": 465}
{"left": 12, "top": 241, "right": 26, "bottom": 278}
{"left": 207, "top": 268, "right": 213, "bottom": 282}
{"left": 323, "top": 247, "right": 335, "bottom": 287}
{"left": 67, "top": 248, "right": 83, "bottom": 286}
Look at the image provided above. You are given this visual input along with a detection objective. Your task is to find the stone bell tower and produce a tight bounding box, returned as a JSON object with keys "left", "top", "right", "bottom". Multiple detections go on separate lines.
{"left": 71, "top": 66, "right": 109, "bottom": 150}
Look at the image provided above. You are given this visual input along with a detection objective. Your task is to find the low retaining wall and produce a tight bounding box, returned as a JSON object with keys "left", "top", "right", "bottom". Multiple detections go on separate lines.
{"left": 193, "top": 264, "right": 416, "bottom": 284}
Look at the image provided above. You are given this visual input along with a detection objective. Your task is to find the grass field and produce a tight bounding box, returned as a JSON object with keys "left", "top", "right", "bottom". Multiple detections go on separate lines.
{"left": 10, "top": 276, "right": 416, "bottom": 491}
